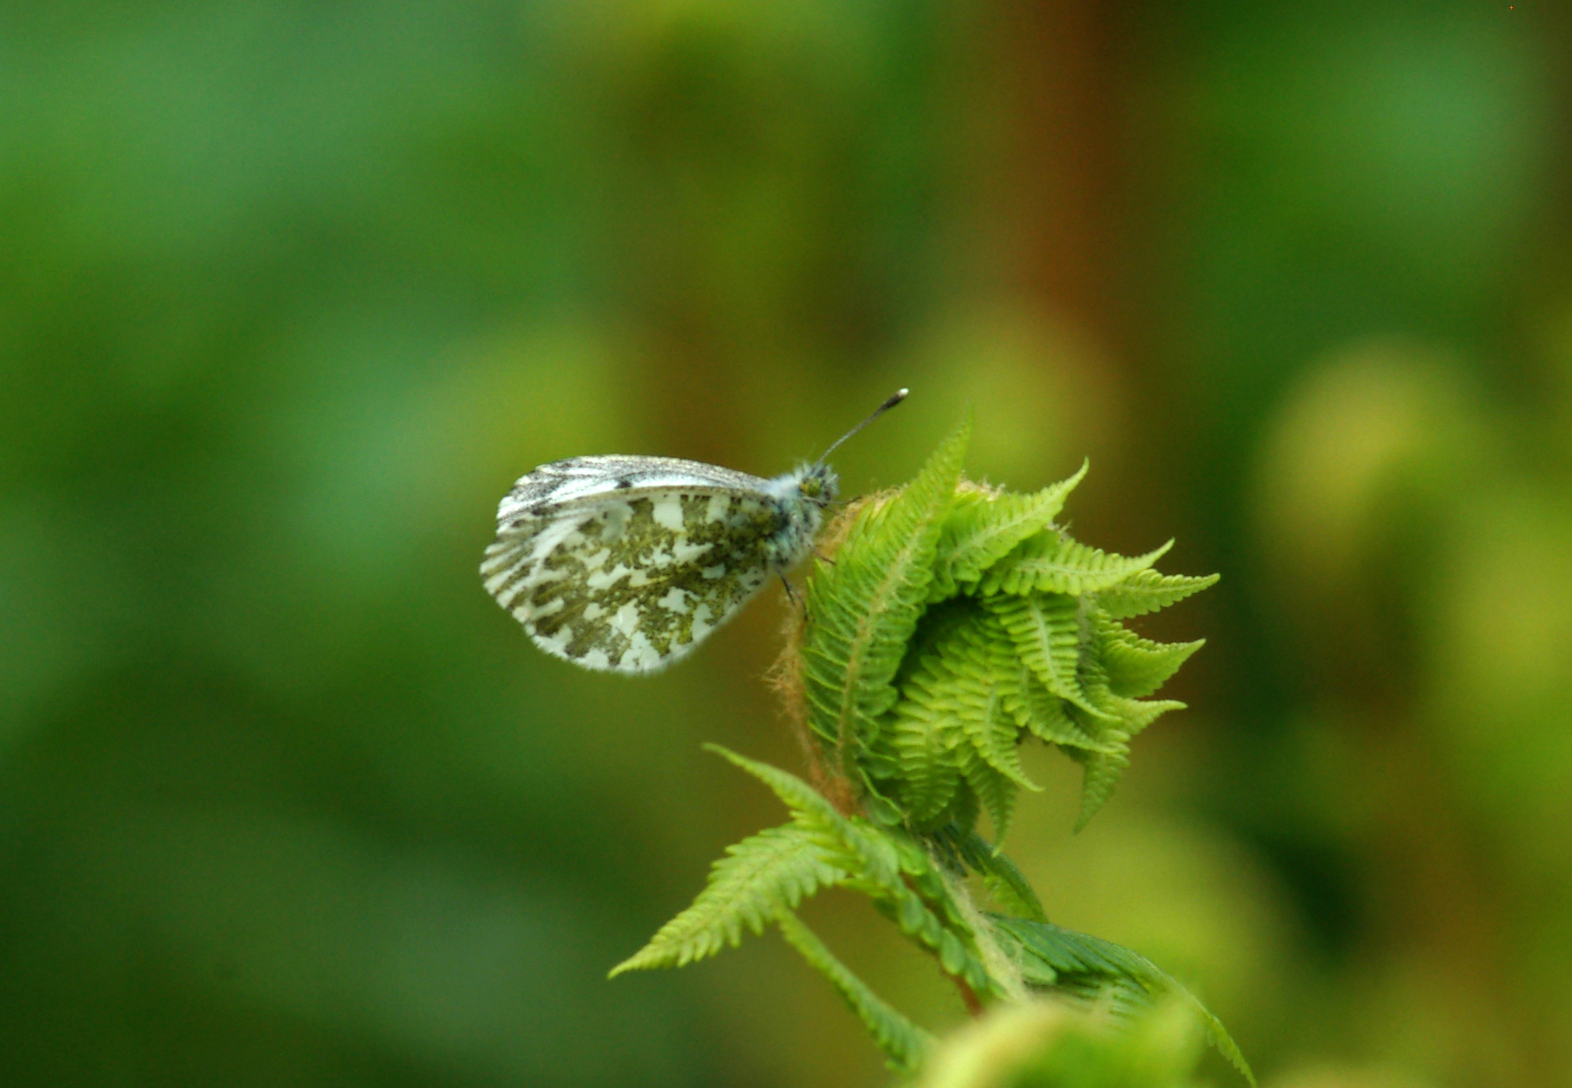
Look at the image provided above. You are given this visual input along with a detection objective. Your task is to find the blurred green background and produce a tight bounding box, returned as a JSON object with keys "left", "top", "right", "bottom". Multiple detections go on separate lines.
{"left": 4, "top": 2, "right": 1570, "bottom": 1085}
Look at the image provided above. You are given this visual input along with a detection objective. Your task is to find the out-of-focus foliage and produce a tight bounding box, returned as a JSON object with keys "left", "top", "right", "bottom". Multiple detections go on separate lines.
{"left": 918, "top": 1000, "right": 1210, "bottom": 1088}
{"left": 3, "top": 0, "right": 1569, "bottom": 1086}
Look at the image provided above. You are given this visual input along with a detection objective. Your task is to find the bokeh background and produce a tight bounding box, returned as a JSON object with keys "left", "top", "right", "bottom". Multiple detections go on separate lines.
{"left": 4, "top": 2, "right": 1571, "bottom": 1085}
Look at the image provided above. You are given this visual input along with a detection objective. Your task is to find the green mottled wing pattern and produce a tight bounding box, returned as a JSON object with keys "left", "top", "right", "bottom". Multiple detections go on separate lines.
{"left": 482, "top": 456, "right": 825, "bottom": 673}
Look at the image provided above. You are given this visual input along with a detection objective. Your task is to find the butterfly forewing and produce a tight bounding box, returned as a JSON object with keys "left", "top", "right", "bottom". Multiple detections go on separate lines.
{"left": 482, "top": 456, "right": 801, "bottom": 673}
{"left": 496, "top": 456, "right": 772, "bottom": 511}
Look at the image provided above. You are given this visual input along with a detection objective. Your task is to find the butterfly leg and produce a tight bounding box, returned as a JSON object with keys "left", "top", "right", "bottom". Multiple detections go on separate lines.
{"left": 779, "top": 574, "right": 802, "bottom": 609}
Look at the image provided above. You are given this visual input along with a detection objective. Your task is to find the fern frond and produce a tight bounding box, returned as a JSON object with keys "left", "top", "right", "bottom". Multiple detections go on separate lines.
{"left": 610, "top": 823, "right": 843, "bottom": 975}
{"left": 957, "top": 740, "right": 1019, "bottom": 844}
{"left": 1070, "top": 668, "right": 1186, "bottom": 831}
{"left": 968, "top": 687, "right": 1037, "bottom": 790}
{"left": 775, "top": 911, "right": 935, "bottom": 1072}
{"left": 885, "top": 828, "right": 1004, "bottom": 962}
{"left": 612, "top": 422, "right": 1242, "bottom": 1081}
{"left": 926, "top": 488, "right": 993, "bottom": 604}
{"left": 1094, "top": 569, "right": 1220, "bottom": 619}
{"left": 800, "top": 418, "right": 970, "bottom": 765}
{"left": 1005, "top": 667, "right": 1109, "bottom": 753}
{"left": 1094, "top": 615, "right": 1206, "bottom": 699}
{"left": 886, "top": 609, "right": 1039, "bottom": 836}
{"left": 938, "top": 614, "right": 1039, "bottom": 790}
{"left": 888, "top": 691, "right": 965, "bottom": 825}
{"left": 1098, "top": 692, "right": 1187, "bottom": 743}
{"left": 710, "top": 745, "right": 1000, "bottom": 996}
{"left": 706, "top": 744, "right": 900, "bottom": 880}
{"left": 1069, "top": 745, "right": 1130, "bottom": 834}
{"left": 946, "top": 828, "right": 1047, "bottom": 923}
{"left": 985, "top": 593, "right": 1099, "bottom": 716}
{"left": 930, "top": 461, "right": 1089, "bottom": 600}
{"left": 979, "top": 531, "right": 1175, "bottom": 598}
{"left": 989, "top": 916, "right": 1255, "bottom": 1085}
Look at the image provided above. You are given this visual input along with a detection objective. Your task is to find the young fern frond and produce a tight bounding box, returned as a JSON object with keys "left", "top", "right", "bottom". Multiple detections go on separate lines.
{"left": 1095, "top": 613, "right": 1206, "bottom": 699}
{"left": 888, "top": 693, "right": 966, "bottom": 826}
{"left": 1009, "top": 667, "right": 1109, "bottom": 752}
{"left": 1069, "top": 660, "right": 1187, "bottom": 830}
{"left": 799, "top": 419, "right": 969, "bottom": 774}
{"left": 613, "top": 417, "right": 1244, "bottom": 1081}
{"left": 984, "top": 592, "right": 1101, "bottom": 718}
{"left": 929, "top": 460, "right": 1088, "bottom": 599}
{"left": 609, "top": 823, "right": 843, "bottom": 974}
{"left": 952, "top": 620, "right": 1040, "bottom": 794}
{"left": 956, "top": 736, "right": 1021, "bottom": 846}
{"left": 977, "top": 532, "right": 1175, "bottom": 597}
{"left": 886, "top": 608, "right": 1041, "bottom": 836}
{"left": 1095, "top": 568, "right": 1220, "bottom": 619}
{"left": 988, "top": 917, "right": 1255, "bottom": 1085}
{"left": 775, "top": 911, "right": 935, "bottom": 1073}
{"left": 710, "top": 745, "right": 1001, "bottom": 998}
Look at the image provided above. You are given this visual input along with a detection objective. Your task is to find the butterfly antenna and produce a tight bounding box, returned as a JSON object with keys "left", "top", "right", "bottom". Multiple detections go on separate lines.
{"left": 814, "top": 388, "right": 909, "bottom": 468}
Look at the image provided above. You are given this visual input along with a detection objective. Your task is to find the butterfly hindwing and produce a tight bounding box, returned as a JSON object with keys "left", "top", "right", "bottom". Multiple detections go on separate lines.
{"left": 482, "top": 460, "right": 798, "bottom": 673}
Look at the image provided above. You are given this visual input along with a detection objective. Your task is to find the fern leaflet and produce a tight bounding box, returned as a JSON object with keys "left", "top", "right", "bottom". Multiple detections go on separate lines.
{"left": 978, "top": 531, "right": 1174, "bottom": 597}
{"left": 775, "top": 911, "right": 934, "bottom": 1072}
{"left": 1070, "top": 665, "right": 1186, "bottom": 830}
{"left": 710, "top": 745, "right": 1000, "bottom": 996}
{"left": 1095, "top": 569, "right": 1220, "bottom": 619}
{"left": 800, "top": 418, "right": 970, "bottom": 768}
{"left": 930, "top": 460, "right": 1089, "bottom": 599}
{"left": 1007, "top": 667, "right": 1109, "bottom": 752}
{"left": 989, "top": 916, "right": 1255, "bottom": 1085}
{"left": 610, "top": 823, "right": 843, "bottom": 975}
{"left": 1095, "top": 614, "right": 1206, "bottom": 698}
{"left": 888, "top": 689, "right": 966, "bottom": 825}
{"left": 985, "top": 592, "right": 1100, "bottom": 716}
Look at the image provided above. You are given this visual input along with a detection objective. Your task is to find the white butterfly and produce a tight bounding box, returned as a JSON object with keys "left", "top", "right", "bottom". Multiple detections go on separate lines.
{"left": 480, "top": 390, "right": 908, "bottom": 673}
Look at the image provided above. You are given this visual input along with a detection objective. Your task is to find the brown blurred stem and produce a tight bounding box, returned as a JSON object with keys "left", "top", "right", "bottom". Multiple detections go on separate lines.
{"left": 953, "top": 975, "right": 985, "bottom": 1017}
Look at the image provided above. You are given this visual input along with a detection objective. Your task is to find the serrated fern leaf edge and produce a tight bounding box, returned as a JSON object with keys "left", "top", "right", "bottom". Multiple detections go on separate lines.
{"left": 776, "top": 911, "right": 934, "bottom": 1072}
{"left": 610, "top": 822, "right": 843, "bottom": 976}
{"left": 990, "top": 916, "right": 1255, "bottom": 1086}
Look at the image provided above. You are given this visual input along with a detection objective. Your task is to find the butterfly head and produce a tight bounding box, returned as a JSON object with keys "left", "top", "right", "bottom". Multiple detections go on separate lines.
{"left": 795, "top": 463, "right": 839, "bottom": 506}
{"left": 779, "top": 388, "right": 909, "bottom": 513}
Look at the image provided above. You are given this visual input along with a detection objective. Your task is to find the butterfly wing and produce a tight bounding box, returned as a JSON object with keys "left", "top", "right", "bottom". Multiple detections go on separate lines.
{"left": 481, "top": 456, "right": 790, "bottom": 673}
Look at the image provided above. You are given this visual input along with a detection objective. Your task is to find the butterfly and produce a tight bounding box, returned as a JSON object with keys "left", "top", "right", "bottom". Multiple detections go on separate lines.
{"left": 480, "top": 390, "right": 908, "bottom": 674}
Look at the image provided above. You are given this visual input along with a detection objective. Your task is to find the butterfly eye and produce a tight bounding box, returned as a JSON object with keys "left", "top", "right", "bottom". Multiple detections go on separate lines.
{"left": 800, "top": 477, "right": 823, "bottom": 498}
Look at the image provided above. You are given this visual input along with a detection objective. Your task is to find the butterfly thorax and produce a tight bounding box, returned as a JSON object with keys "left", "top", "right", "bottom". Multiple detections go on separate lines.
{"left": 761, "top": 463, "right": 837, "bottom": 571}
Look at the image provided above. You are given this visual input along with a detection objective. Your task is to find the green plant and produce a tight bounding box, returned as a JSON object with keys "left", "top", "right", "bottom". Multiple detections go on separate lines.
{"left": 611, "top": 417, "right": 1250, "bottom": 1083}
{"left": 919, "top": 999, "right": 1216, "bottom": 1088}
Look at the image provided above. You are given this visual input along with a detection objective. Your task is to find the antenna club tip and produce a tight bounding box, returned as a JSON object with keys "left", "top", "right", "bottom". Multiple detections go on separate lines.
{"left": 883, "top": 388, "right": 910, "bottom": 410}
